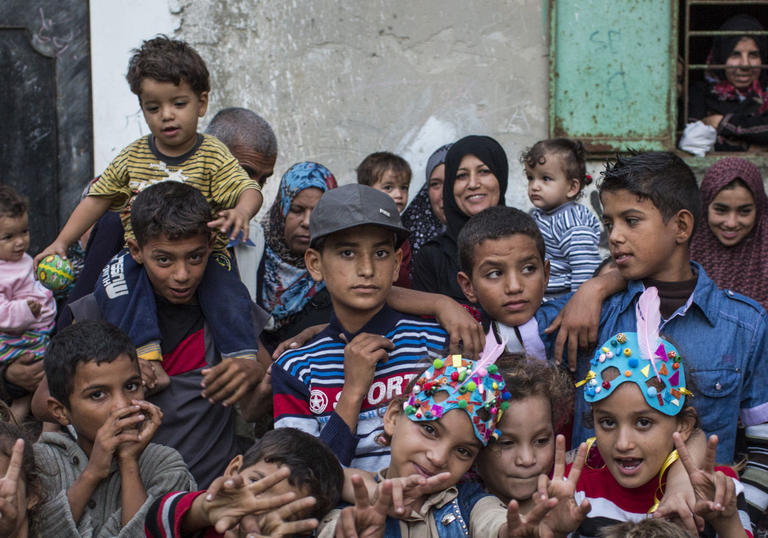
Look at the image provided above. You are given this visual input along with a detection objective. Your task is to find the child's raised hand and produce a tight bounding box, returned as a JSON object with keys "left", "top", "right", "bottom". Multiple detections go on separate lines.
{"left": 540, "top": 435, "right": 591, "bottom": 536}
{"left": 673, "top": 432, "right": 741, "bottom": 530}
{"left": 339, "top": 333, "right": 393, "bottom": 399}
{"left": 208, "top": 207, "right": 250, "bottom": 241}
{"left": 203, "top": 466, "right": 302, "bottom": 533}
{"left": 33, "top": 240, "right": 69, "bottom": 269}
{"left": 383, "top": 471, "right": 452, "bottom": 517}
{"left": 499, "top": 495, "right": 559, "bottom": 538}
{"left": 431, "top": 297, "right": 484, "bottom": 359}
{"left": 335, "top": 474, "right": 391, "bottom": 538}
{"left": 0, "top": 439, "right": 24, "bottom": 536}
{"left": 238, "top": 496, "right": 319, "bottom": 538}
{"left": 116, "top": 400, "right": 163, "bottom": 463}
{"left": 88, "top": 403, "right": 146, "bottom": 479}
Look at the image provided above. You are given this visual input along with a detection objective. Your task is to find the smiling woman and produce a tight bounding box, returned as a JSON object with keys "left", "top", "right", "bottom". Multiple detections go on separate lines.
{"left": 688, "top": 14, "right": 768, "bottom": 151}
{"left": 691, "top": 157, "right": 768, "bottom": 309}
{"left": 411, "top": 135, "right": 509, "bottom": 304}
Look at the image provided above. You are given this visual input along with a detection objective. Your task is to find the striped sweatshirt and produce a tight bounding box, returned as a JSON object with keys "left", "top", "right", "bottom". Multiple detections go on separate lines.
{"left": 272, "top": 306, "right": 447, "bottom": 471}
{"left": 531, "top": 202, "right": 601, "bottom": 298}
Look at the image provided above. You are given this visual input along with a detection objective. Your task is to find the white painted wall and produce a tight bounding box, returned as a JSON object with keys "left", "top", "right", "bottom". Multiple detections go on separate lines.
{"left": 90, "top": 1, "right": 564, "bottom": 216}
{"left": 90, "top": 0, "right": 179, "bottom": 173}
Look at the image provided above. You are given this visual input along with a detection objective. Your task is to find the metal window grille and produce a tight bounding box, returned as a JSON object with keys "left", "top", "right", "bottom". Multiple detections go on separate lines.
{"left": 682, "top": 0, "right": 768, "bottom": 127}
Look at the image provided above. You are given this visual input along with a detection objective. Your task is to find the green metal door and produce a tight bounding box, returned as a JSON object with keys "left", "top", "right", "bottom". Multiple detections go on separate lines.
{"left": 549, "top": 0, "right": 677, "bottom": 153}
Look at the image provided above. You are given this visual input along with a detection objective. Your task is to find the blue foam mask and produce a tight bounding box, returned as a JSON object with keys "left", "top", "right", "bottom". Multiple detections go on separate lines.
{"left": 577, "top": 287, "right": 693, "bottom": 416}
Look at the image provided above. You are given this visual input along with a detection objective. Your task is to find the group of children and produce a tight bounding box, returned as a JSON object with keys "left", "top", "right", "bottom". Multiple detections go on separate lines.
{"left": 0, "top": 33, "right": 765, "bottom": 538}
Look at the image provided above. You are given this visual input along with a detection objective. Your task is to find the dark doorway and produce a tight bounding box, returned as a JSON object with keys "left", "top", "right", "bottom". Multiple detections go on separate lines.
{"left": 0, "top": 1, "right": 92, "bottom": 254}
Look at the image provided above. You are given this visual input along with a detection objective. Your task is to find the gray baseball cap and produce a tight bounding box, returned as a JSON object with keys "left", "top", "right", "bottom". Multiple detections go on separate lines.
{"left": 309, "top": 184, "right": 409, "bottom": 247}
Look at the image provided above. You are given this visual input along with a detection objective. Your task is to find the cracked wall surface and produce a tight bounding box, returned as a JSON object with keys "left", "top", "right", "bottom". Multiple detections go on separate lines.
{"left": 174, "top": 0, "right": 548, "bottom": 210}
{"left": 91, "top": 1, "right": 549, "bottom": 212}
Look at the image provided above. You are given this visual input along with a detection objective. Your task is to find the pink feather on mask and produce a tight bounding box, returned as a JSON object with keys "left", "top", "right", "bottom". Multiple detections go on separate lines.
{"left": 635, "top": 286, "right": 662, "bottom": 380}
{"left": 461, "top": 330, "right": 507, "bottom": 387}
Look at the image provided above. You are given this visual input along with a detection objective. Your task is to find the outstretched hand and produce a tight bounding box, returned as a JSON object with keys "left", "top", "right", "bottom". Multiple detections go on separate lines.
{"left": 238, "top": 496, "right": 319, "bottom": 538}
{"left": 208, "top": 207, "right": 251, "bottom": 241}
{"left": 335, "top": 474, "right": 391, "bottom": 538}
{"left": 673, "top": 433, "right": 740, "bottom": 525}
{"left": 433, "top": 298, "right": 485, "bottom": 359}
{"left": 540, "top": 435, "right": 590, "bottom": 536}
{"left": 204, "top": 466, "right": 299, "bottom": 533}
{"left": 544, "top": 291, "right": 599, "bottom": 372}
{"left": 381, "top": 471, "right": 452, "bottom": 517}
{"left": 499, "top": 495, "right": 559, "bottom": 538}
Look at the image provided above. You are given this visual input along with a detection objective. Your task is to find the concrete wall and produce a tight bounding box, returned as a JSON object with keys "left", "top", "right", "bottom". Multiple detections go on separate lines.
{"left": 91, "top": 0, "right": 551, "bottom": 214}
{"left": 90, "top": 0, "right": 179, "bottom": 174}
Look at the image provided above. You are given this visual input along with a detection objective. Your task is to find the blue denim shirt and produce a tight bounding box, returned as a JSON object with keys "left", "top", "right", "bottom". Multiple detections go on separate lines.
{"left": 539, "top": 262, "right": 768, "bottom": 463}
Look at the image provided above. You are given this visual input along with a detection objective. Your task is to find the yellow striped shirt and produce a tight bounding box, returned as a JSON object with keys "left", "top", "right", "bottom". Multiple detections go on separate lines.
{"left": 89, "top": 134, "right": 260, "bottom": 250}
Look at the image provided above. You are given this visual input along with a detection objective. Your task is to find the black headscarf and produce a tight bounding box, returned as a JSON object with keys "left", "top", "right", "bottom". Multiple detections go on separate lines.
{"left": 442, "top": 135, "right": 509, "bottom": 241}
{"left": 710, "top": 14, "right": 767, "bottom": 83}
{"left": 401, "top": 144, "right": 451, "bottom": 255}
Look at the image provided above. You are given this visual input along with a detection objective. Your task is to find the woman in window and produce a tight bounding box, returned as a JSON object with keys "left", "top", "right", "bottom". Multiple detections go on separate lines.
{"left": 691, "top": 157, "right": 768, "bottom": 309}
{"left": 689, "top": 14, "right": 768, "bottom": 151}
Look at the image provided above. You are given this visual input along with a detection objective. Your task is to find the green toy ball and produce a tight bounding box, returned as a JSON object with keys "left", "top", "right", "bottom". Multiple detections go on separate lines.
{"left": 37, "top": 254, "right": 74, "bottom": 291}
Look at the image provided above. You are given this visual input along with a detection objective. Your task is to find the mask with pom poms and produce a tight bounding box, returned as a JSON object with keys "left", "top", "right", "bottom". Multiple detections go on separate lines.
{"left": 404, "top": 331, "right": 511, "bottom": 445}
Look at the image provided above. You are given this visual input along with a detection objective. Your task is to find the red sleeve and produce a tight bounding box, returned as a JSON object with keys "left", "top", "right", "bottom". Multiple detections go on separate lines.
{"left": 145, "top": 490, "right": 225, "bottom": 538}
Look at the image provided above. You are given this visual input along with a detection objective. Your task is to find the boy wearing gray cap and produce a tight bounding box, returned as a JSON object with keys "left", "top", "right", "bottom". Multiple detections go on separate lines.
{"left": 272, "top": 184, "right": 448, "bottom": 472}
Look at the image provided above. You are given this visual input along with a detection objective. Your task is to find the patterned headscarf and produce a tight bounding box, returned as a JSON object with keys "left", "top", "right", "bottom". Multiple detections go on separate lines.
{"left": 706, "top": 14, "right": 768, "bottom": 115}
{"left": 401, "top": 144, "right": 451, "bottom": 255}
{"left": 691, "top": 157, "right": 768, "bottom": 309}
{"left": 443, "top": 135, "right": 508, "bottom": 242}
{"left": 261, "top": 162, "right": 337, "bottom": 327}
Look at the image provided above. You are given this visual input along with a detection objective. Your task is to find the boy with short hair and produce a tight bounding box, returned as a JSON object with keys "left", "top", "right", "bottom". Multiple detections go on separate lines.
{"left": 456, "top": 206, "right": 553, "bottom": 360}
{"left": 62, "top": 181, "right": 268, "bottom": 488}
{"left": 272, "top": 184, "right": 448, "bottom": 471}
{"left": 37, "top": 35, "right": 262, "bottom": 368}
{"left": 554, "top": 152, "right": 768, "bottom": 524}
{"left": 146, "top": 428, "right": 343, "bottom": 537}
{"left": 36, "top": 320, "right": 194, "bottom": 537}
{"left": 357, "top": 151, "right": 413, "bottom": 287}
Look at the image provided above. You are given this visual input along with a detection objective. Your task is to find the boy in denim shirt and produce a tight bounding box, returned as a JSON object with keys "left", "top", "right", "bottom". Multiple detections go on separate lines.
{"left": 545, "top": 152, "right": 768, "bottom": 524}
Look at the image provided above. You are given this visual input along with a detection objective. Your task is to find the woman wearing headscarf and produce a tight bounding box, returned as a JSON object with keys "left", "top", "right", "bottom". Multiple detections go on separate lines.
{"left": 691, "top": 157, "right": 768, "bottom": 309}
{"left": 241, "top": 161, "right": 337, "bottom": 350}
{"left": 689, "top": 14, "right": 768, "bottom": 151}
{"left": 401, "top": 144, "right": 451, "bottom": 257}
{"left": 411, "top": 135, "right": 508, "bottom": 304}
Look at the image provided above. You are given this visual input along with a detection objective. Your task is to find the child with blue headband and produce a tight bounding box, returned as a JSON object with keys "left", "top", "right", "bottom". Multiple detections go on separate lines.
{"left": 318, "top": 338, "right": 565, "bottom": 536}
{"left": 567, "top": 287, "right": 752, "bottom": 537}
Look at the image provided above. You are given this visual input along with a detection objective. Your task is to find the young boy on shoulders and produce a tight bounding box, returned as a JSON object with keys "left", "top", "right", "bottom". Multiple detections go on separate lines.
{"left": 36, "top": 35, "right": 263, "bottom": 370}
{"left": 146, "top": 428, "right": 343, "bottom": 537}
{"left": 37, "top": 320, "right": 194, "bottom": 537}
{"left": 272, "top": 184, "right": 448, "bottom": 471}
{"left": 43, "top": 181, "right": 268, "bottom": 489}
